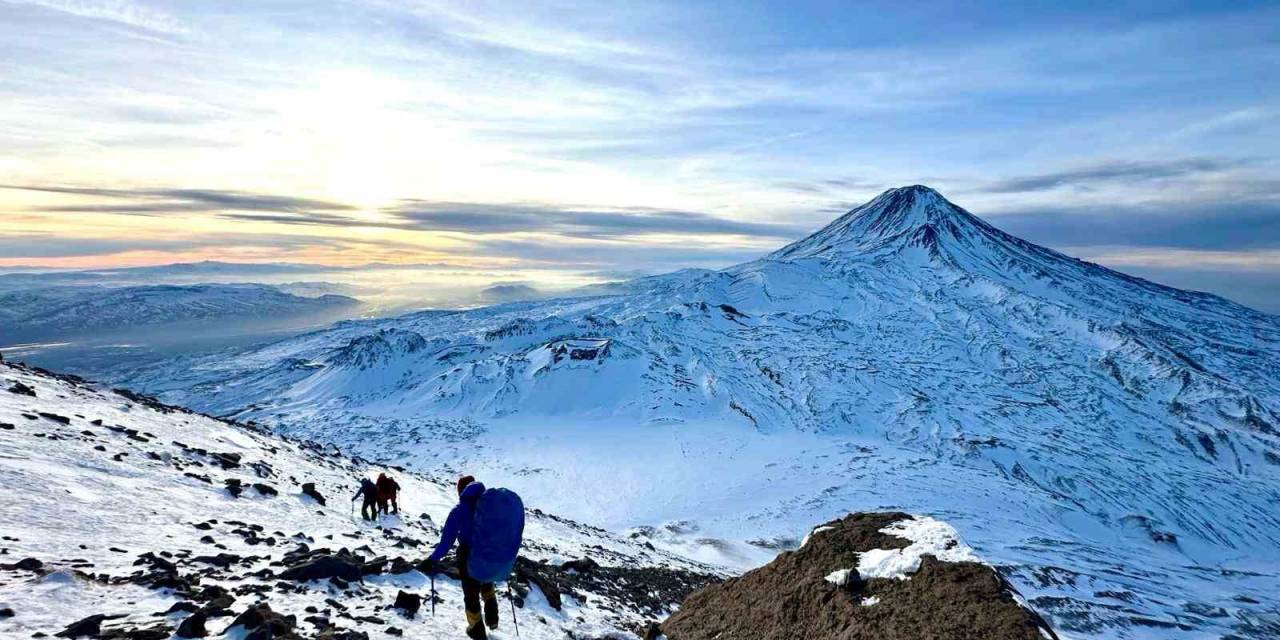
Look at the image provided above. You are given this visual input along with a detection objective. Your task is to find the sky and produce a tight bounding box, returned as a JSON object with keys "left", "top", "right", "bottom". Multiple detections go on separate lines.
{"left": 1, "top": 0, "right": 1279, "bottom": 310}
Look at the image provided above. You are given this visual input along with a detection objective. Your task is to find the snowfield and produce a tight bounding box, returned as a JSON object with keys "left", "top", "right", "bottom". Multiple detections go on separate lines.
{"left": 0, "top": 361, "right": 721, "bottom": 639}
{"left": 82, "top": 186, "right": 1280, "bottom": 637}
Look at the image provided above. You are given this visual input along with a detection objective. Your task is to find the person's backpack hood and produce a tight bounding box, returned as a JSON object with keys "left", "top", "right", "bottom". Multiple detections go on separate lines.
{"left": 460, "top": 481, "right": 486, "bottom": 503}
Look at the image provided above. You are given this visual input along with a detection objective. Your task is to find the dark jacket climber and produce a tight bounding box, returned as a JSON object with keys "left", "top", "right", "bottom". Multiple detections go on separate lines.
{"left": 352, "top": 478, "right": 378, "bottom": 521}
{"left": 376, "top": 473, "right": 401, "bottom": 515}
{"left": 425, "top": 475, "right": 499, "bottom": 640}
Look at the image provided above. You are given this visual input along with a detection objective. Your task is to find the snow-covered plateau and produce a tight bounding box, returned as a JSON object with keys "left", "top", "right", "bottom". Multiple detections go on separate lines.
{"left": 55, "top": 186, "right": 1280, "bottom": 637}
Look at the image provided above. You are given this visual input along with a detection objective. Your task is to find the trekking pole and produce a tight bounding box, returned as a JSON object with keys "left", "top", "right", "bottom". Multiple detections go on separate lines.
{"left": 430, "top": 575, "right": 436, "bottom": 617}
{"left": 507, "top": 582, "right": 519, "bottom": 638}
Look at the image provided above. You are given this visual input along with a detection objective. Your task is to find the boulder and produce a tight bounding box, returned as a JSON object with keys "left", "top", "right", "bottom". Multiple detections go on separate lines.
{"left": 301, "top": 483, "right": 327, "bottom": 506}
{"left": 392, "top": 591, "right": 421, "bottom": 618}
{"left": 176, "top": 612, "right": 208, "bottom": 639}
{"left": 279, "top": 555, "right": 362, "bottom": 583}
{"left": 55, "top": 613, "right": 122, "bottom": 638}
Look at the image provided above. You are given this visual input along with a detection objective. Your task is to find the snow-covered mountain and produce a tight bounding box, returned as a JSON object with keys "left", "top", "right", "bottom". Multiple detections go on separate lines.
{"left": 0, "top": 283, "right": 360, "bottom": 343}
{"left": 112, "top": 186, "right": 1280, "bottom": 638}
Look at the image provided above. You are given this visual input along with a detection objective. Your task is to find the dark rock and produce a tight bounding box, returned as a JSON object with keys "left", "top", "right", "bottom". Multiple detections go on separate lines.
{"left": 166, "top": 602, "right": 200, "bottom": 614}
{"left": 3, "top": 557, "right": 43, "bottom": 572}
{"left": 388, "top": 557, "right": 414, "bottom": 575}
{"left": 7, "top": 381, "right": 36, "bottom": 397}
{"left": 225, "top": 603, "right": 294, "bottom": 637}
{"left": 190, "top": 553, "right": 242, "bottom": 569}
{"left": 392, "top": 591, "right": 421, "bottom": 618}
{"left": 301, "top": 483, "right": 327, "bottom": 506}
{"left": 0, "top": 607, "right": 13, "bottom": 618}
{"left": 359, "top": 556, "right": 387, "bottom": 576}
{"left": 252, "top": 483, "right": 278, "bottom": 497}
{"left": 560, "top": 557, "right": 600, "bottom": 573}
{"left": 279, "top": 555, "right": 362, "bottom": 583}
{"left": 224, "top": 478, "right": 244, "bottom": 498}
{"left": 385, "top": 627, "right": 403, "bottom": 636}
{"left": 38, "top": 412, "right": 71, "bottom": 424}
{"left": 176, "top": 611, "right": 207, "bottom": 638}
{"left": 56, "top": 613, "right": 121, "bottom": 637}
{"left": 211, "top": 452, "right": 242, "bottom": 469}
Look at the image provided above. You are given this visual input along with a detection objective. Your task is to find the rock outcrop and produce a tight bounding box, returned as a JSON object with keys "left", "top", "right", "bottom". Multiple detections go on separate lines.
{"left": 662, "top": 512, "right": 1058, "bottom": 640}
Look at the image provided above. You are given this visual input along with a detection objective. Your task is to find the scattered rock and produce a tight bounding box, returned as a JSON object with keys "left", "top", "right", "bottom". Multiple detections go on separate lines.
{"left": 3, "top": 556, "right": 43, "bottom": 572}
{"left": 176, "top": 611, "right": 208, "bottom": 638}
{"left": 252, "top": 483, "right": 278, "bottom": 497}
{"left": 225, "top": 603, "right": 294, "bottom": 638}
{"left": 301, "top": 482, "right": 327, "bottom": 506}
{"left": 0, "top": 607, "right": 13, "bottom": 618}
{"left": 55, "top": 613, "right": 122, "bottom": 638}
{"left": 7, "top": 381, "right": 36, "bottom": 396}
{"left": 279, "top": 555, "right": 363, "bottom": 582}
{"left": 561, "top": 557, "right": 600, "bottom": 573}
{"left": 224, "top": 478, "right": 244, "bottom": 498}
{"left": 38, "top": 411, "right": 72, "bottom": 424}
{"left": 392, "top": 591, "right": 421, "bottom": 618}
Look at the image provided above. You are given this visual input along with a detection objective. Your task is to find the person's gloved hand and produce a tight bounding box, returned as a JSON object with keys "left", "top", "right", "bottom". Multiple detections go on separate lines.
{"left": 421, "top": 559, "right": 440, "bottom": 576}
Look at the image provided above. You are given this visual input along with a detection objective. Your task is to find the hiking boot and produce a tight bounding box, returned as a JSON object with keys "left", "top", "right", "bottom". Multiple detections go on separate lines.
{"left": 466, "top": 610, "right": 487, "bottom": 640}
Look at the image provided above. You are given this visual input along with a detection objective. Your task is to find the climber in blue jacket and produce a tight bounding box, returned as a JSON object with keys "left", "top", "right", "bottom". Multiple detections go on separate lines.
{"left": 351, "top": 477, "right": 378, "bottom": 521}
{"left": 425, "top": 475, "right": 499, "bottom": 639}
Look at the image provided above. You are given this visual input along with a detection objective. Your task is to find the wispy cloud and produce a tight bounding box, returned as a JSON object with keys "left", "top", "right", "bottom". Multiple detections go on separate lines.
{"left": 3, "top": 185, "right": 357, "bottom": 214}
{"left": 385, "top": 201, "right": 806, "bottom": 239}
{"left": 4, "top": 0, "right": 186, "bottom": 34}
{"left": 979, "top": 158, "right": 1254, "bottom": 194}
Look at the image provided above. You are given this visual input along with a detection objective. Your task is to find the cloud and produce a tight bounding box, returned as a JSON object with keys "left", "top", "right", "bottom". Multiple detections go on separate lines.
{"left": 979, "top": 158, "right": 1252, "bottom": 194}
{"left": 990, "top": 201, "right": 1280, "bottom": 251}
{"left": 5, "top": 0, "right": 187, "bottom": 35}
{"left": 773, "top": 177, "right": 885, "bottom": 195}
{"left": 384, "top": 201, "right": 808, "bottom": 240}
{"left": 3, "top": 185, "right": 358, "bottom": 215}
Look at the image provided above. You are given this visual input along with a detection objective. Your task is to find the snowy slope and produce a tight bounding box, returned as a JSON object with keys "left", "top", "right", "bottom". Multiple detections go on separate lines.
{"left": 0, "top": 361, "right": 721, "bottom": 639}
{"left": 0, "top": 283, "right": 359, "bottom": 343}
{"left": 110, "top": 186, "right": 1280, "bottom": 638}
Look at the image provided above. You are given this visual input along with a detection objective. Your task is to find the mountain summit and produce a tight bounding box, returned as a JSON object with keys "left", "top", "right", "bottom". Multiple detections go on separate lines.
{"left": 770, "top": 185, "right": 981, "bottom": 259}
{"left": 115, "top": 187, "right": 1280, "bottom": 639}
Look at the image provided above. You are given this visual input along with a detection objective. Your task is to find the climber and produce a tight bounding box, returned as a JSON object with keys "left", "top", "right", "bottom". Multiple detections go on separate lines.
{"left": 424, "top": 475, "right": 525, "bottom": 640}
{"left": 376, "top": 472, "right": 401, "bottom": 515}
{"left": 352, "top": 477, "right": 379, "bottom": 521}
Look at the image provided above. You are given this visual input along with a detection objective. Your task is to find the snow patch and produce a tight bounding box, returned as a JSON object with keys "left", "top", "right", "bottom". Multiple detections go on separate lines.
{"left": 824, "top": 569, "right": 854, "bottom": 587}
{"left": 856, "top": 516, "right": 978, "bottom": 580}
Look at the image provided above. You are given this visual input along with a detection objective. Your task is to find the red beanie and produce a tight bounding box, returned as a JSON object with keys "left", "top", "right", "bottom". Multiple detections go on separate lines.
{"left": 456, "top": 475, "right": 475, "bottom": 496}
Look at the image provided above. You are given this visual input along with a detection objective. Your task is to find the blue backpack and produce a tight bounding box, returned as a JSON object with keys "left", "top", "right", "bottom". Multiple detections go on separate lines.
{"left": 467, "top": 487, "right": 525, "bottom": 583}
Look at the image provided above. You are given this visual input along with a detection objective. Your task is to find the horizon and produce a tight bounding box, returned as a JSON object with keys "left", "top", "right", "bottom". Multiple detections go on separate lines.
{"left": 2, "top": 1, "right": 1279, "bottom": 310}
